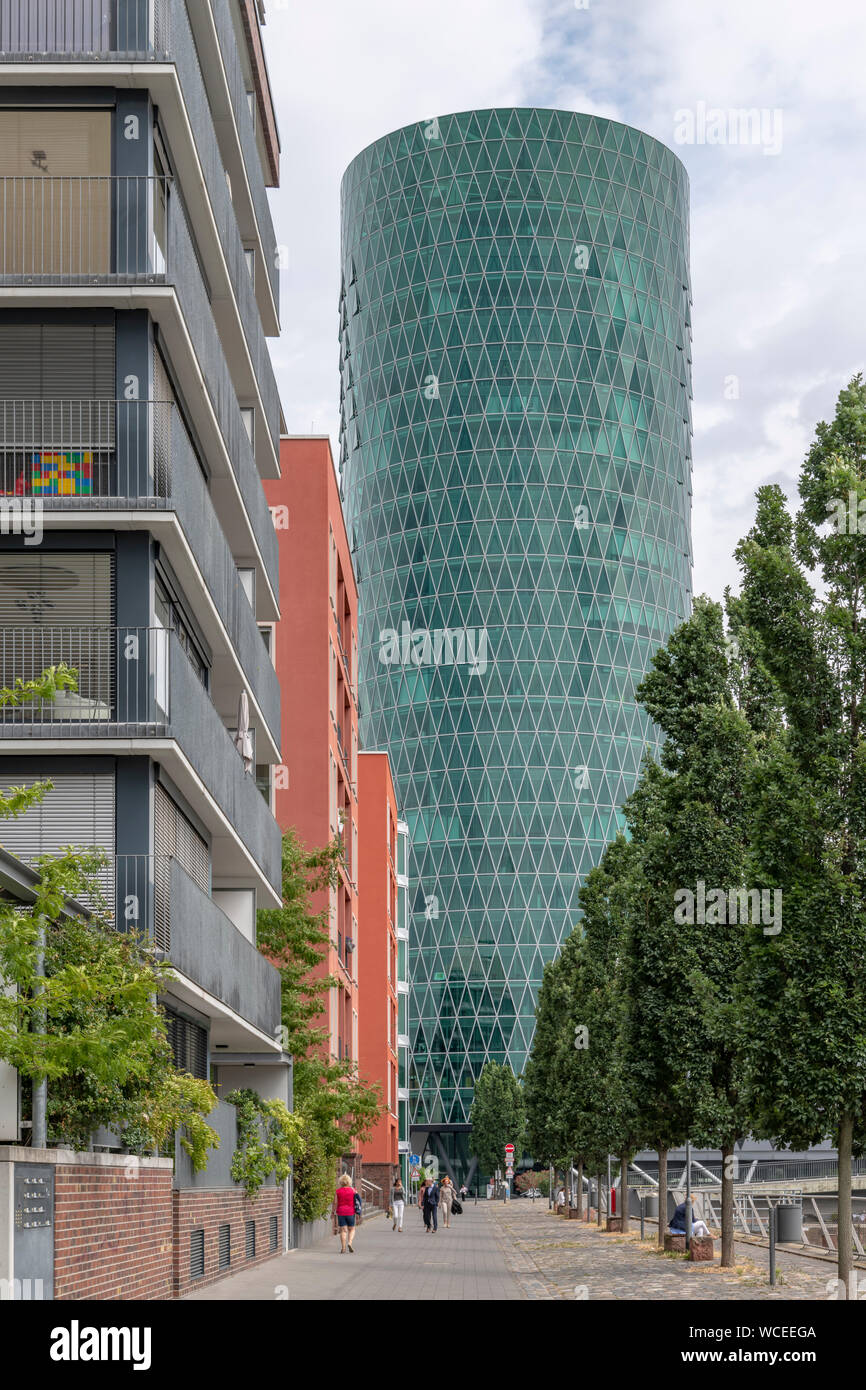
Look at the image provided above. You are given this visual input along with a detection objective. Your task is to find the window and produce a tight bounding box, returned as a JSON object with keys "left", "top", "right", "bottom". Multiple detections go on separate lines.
{"left": 164, "top": 1009, "right": 208, "bottom": 1079}
{"left": 247, "top": 92, "right": 257, "bottom": 129}
{"left": 244, "top": 247, "right": 255, "bottom": 283}
{"left": 0, "top": 109, "right": 111, "bottom": 276}
{"left": 190, "top": 1230, "right": 205, "bottom": 1280}
{"left": 0, "top": 321, "right": 117, "bottom": 495}
{"left": 0, "top": 551, "right": 115, "bottom": 718}
{"left": 255, "top": 764, "right": 271, "bottom": 807}
{"left": 154, "top": 574, "right": 209, "bottom": 688}
{"left": 154, "top": 783, "right": 210, "bottom": 947}
{"left": 218, "top": 1224, "right": 231, "bottom": 1270}
{"left": 241, "top": 407, "right": 254, "bottom": 444}
{"left": 0, "top": 772, "right": 114, "bottom": 908}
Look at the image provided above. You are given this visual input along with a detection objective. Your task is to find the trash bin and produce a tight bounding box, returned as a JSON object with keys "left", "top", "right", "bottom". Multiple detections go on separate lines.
{"left": 644, "top": 1194, "right": 659, "bottom": 1219}
{"left": 776, "top": 1201, "right": 803, "bottom": 1243}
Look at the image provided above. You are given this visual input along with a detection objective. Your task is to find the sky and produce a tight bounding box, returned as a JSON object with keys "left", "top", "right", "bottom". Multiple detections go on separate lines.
{"left": 262, "top": 0, "right": 865, "bottom": 601}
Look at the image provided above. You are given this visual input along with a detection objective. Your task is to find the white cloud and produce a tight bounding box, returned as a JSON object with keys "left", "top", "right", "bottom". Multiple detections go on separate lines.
{"left": 263, "top": 0, "right": 865, "bottom": 600}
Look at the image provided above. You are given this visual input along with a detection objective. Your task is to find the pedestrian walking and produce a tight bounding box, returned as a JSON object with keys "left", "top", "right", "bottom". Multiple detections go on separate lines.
{"left": 422, "top": 1177, "right": 440, "bottom": 1233}
{"left": 332, "top": 1173, "right": 360, "bottom": 1254}
{"left": 391, "top": 1172, "right": 405, "bottom": 1232}
{"left": 459, "top": 1183, "right": 469, "bottom": 1203}
{"left": 439, "top": 1174, "right": 456, "bottom": 1228}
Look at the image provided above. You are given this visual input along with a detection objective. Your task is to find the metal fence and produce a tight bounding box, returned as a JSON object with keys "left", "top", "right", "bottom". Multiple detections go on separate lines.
{"left": 0, "top": 175, "right": 169, "bottom": 281}
{"left": 0, "top": 625, "right": 169, "bottom": 733}
{"left": 0, "top": 399, "right": 172, "bottom": 500}
{"left": 0, "top": 0, "right": 168, "bottom": 57}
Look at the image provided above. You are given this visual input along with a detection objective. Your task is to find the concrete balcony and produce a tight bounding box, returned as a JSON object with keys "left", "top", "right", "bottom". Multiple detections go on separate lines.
{"left": 0, "top": 173, "right": 279, "bottom": 608}
{"left": 0, "top": 398, "right": 279, "bottom": 754}
{"left": 114, "top": 854, "right": 281, "bottom": 1042}
{"left": 0, "top": 626, "right": 281, "bottom": 896}
{"left": 0, "top": 0, "right": 282, "bottom": 440}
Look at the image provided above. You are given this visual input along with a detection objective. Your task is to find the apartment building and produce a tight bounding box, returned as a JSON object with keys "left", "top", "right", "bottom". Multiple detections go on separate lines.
{"left": 0, "top": 0, "right": 290, "bottom": 1294}
{"left": 356, "top": 751, "right": 411, "bottom": 1195}
{"left": 265, "top": 436, "right": 360, "bottom": 1068}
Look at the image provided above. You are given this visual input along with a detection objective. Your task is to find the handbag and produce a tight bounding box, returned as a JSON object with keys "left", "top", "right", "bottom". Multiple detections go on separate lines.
{"left": 452, "top": 1199, "right": 463, "bottom": 1215}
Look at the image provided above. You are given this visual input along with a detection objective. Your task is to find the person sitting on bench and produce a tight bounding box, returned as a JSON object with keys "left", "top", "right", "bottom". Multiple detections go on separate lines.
{"left": 669, "top": 1200, "right": 709, "bottom": 1239}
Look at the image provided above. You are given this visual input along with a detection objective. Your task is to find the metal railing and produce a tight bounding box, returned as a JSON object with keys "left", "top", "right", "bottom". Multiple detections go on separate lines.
{"left": 0, "top": 0, "right": 168, "bottom": 57}
{"left": 0, "top": 175, "right": 169, "bottom": 281}
{"left": 0, "top": 626, "right": 169, "bottom": 734}
{"left": 0, "top": 399, "right": 171, "bottom": 501}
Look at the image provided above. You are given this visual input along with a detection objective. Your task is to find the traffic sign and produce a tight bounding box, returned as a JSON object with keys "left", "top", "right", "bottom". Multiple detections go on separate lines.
{"left": 506, "top": 1167, "right": 514, "bottom": 1178}
{"left": 409, "top": 1166, "right": 420, "bottom": 1180}
{"left": 409, "top": 1153, "right": 421, "bottom": 1165}
{"left": 505, "top": 1144, "right": 515, "bottom": 1154}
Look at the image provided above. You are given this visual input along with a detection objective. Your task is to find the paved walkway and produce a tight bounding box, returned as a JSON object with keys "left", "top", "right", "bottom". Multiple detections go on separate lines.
{"left": 181, "top": 1199, "right": 840, "bottom": 1301}
{"left": 181, "top": 1201, "right": 524, "bottom": 1301}
{"left": 488, "top": 1201, "right": 836, "bottom": 1300}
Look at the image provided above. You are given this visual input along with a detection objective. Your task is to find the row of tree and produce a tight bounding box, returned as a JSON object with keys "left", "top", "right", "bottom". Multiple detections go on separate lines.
{"left": 524, "top": 377, "right": 866, "bottom": 1293}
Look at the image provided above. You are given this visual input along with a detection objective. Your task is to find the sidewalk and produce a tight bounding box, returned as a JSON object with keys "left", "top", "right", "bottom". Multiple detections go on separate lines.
{"left": 180, "top": 1200, "right": 524, "bottom": 1301}
{"left": 487, "top": 1201, "right": 837, "bottom": 1300}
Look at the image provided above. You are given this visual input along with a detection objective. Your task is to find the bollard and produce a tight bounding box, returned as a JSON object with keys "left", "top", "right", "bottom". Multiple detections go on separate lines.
{"left": 640, "top": 1195, "right": 645, "bottom": 1241}
{"left": 769, "top": 1204, "right": 776, "bottom": 1287}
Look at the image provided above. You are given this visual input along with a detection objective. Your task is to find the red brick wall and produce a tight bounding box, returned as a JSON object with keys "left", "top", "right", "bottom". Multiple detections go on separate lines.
{"left": 54, "top": 1163, "right": 173, "bottom": 1301}
{"left": 173, "top": 1189, "right": 283, "bottom": 1296}
{"left": 362, "top": 1162, "right": 397, "bottom": 1207}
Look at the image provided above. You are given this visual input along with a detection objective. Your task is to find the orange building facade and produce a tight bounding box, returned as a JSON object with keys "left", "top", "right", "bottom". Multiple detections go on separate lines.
{"left": 265, "top": 437, "right": 359, "bottom": 1067}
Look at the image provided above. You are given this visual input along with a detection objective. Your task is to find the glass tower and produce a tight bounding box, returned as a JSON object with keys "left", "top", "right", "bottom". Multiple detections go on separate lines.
{"left": 339, "top": 108, "right": 692, "bottom": 1169}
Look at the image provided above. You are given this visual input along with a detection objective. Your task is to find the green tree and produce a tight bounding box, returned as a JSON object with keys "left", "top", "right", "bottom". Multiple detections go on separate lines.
{"left": 732, "top": 376, "right": 866, "bottom": 1294}
{"left": 469, "top": 1061, "right": 525, "bottom": 1179}
{"left": 0, "top": 853, "right": 218, "bottom": 1164}
{"left": 619, "top": 759, "right": 691, "bottom": 1243}
{"left": 636, "top": 596, "right": 759, "bottom": 1264}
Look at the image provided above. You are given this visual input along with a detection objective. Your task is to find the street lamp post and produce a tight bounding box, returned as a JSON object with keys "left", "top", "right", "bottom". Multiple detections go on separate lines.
{"left": 685, "top": 1139, "right": 693, "bottom": 1250}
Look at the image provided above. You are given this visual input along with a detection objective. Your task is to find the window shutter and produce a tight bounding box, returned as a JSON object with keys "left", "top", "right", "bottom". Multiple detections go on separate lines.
{"left": 189, "top": 1230, "right": 205, "bottom": 1280}
{"left": 0, "top": 323, "right": 114, "bottom": 399}
{"left": 269, "top": 1215, "right": 278, "bottom": 1252}
{"left": 0, "top": 772, "right": 115, "bottom": 862}
{"left": 245, "top": 1221, "right": 256, "bottom": 1259}
{"left": 164, "top": 1008, "right": 208, "bottom": 1079}
{"left": 0, "top": 323, "right": 115, "bottom": 461}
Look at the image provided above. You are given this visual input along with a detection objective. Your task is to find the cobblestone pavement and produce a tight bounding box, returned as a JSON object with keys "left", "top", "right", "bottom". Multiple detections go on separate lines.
{"left": 487, "top": 1200, "right": 837, "bottom": 1300}
{"left": 180, "top": 1202, "right": 525, "bottom": 1301}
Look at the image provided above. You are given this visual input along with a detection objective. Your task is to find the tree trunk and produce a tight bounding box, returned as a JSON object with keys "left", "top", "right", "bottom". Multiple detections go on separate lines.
{"left": 720, "top": 1141, "right": 735, "bottom": 1267}
{"left": 620, "top": 1152, "right": 629, "bottom": 1232}
{"left": 838, "top": 1113, "right": 854, "bottom": 1297}
{"left": 576, "top": 1160, "right": 583, "bottom": 1217}
{"left": 597, "top": 1170, "right": 603, "bottom": 1225}
{"left": 657, "top": 1147, "right": 668, "bottom": 1247}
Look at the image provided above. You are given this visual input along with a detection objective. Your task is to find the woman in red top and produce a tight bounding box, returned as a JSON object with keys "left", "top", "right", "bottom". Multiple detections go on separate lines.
{"left": 333, "top": 1174, "right": 359, "bottom": 1253}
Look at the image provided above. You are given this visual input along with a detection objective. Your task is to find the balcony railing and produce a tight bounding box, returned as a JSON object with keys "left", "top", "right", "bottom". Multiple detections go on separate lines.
{"left": 0, "top": 626, "right": 168, "bottom": 735}
{"left": 0, "top": 0, "right": 168, "bottom": 58}
{"left": 114, "top": 854, "right": 280, "bottom": 1035}
{"left": 0, "top": 399, "right": 171, "bottom": 502}
{"left": 0, "top": 175, "right": 168, "bottom": 282}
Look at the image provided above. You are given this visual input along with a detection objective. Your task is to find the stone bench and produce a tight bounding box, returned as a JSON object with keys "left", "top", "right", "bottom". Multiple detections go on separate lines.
{"left": 664, "top": 1232, "right": 686, "bottom": 1252}
{"left": 606, "top": 1216, "right": 622, "bottom": 1232}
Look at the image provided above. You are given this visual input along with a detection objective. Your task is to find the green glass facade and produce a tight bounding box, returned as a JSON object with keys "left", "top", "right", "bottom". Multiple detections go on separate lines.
{"left": 339, "top": 109, "right": 692, "bottom": 1146}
